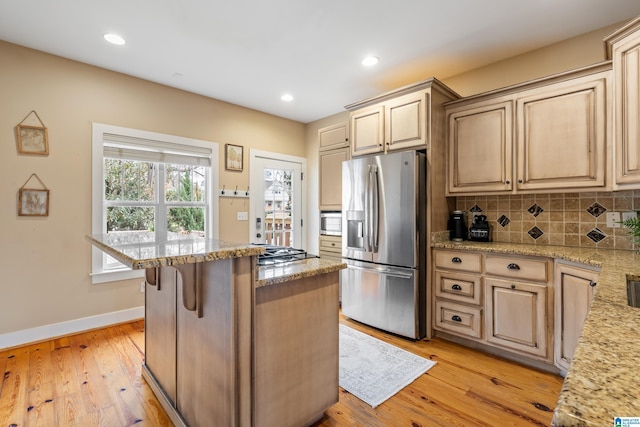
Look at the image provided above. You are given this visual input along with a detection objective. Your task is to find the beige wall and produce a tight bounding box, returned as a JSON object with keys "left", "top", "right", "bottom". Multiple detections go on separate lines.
{"left": 0, "top": 40, "right": 305, "bottom": 336}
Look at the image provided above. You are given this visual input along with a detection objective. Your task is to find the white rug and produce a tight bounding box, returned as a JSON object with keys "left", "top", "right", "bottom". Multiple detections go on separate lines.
{"left": 339, "top": 324, "right": 436, "bottom": 408}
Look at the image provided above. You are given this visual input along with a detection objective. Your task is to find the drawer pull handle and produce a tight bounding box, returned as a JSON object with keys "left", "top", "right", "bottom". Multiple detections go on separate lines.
{"left": 451, "top": 315, "right": 462, "bottom": 322}
{"left": 451, "top": 257, "right": 462, "bottom": 264}
{"left": 507, "top": 263, "right": 520, "bottom": 270}
{"left": 451, "top": 284, "right": 462, "bottom": 291}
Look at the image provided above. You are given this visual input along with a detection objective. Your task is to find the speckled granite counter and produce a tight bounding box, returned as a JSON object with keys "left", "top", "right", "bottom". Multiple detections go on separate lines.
{"left": 432, "top": 239, "right": 640, "bottom": 426}
{"left": 87, "top": 232, "right": 346, "bottom": 286}
{"left": 257, "top": 257, "right": 346, "bottom": 287}
{"left": 86, "top": 232, "right": 265, "bottom": 269}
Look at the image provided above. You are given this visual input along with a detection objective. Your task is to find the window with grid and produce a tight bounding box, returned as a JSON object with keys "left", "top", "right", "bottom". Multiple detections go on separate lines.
{"left": 91, "top": 123, "right": 218, "bottom": 283}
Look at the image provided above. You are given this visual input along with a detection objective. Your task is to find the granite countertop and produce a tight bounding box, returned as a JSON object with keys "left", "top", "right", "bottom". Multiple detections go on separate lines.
{"left": 256, "top": 257, "right": 346, "bottom": 288}
{"left": 87, "top": 232, "right": 346, "bottom": 286}
{"left": 86, "top": 232, "right": 266, "bottom": 269}
{"left": 432, "top": 239, "right": 640, "bottom": 426}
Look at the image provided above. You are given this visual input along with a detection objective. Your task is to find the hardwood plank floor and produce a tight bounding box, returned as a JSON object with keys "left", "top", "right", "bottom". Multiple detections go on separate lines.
{"left": 0, "top": 317, "right": 563, "bottom": 426}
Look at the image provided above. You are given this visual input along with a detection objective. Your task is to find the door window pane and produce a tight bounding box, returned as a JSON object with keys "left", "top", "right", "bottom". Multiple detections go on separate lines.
{"left": 263, "top": 168, "right": 294, "bottom": 247}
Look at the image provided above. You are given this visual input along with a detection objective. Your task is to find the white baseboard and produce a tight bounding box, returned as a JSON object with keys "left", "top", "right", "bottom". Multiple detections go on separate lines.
{"left": 0, "top": 306, "right": 145, "bottom": 350}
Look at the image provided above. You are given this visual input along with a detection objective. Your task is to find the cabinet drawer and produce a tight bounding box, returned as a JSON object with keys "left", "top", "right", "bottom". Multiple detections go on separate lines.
{"left": 485, "top": 255, "right": 549, "bottom": 282}
{"left": 434, "top": 250, "right": 482, "bottom": 273}
{"left": 435, "top": 300, "right": 482, "bottom": 339}
{"left": 435, "top": 271, "right": 482, "bottom": 305}
{"left": 319, "top": 236, "right": 342, "bottom": 253}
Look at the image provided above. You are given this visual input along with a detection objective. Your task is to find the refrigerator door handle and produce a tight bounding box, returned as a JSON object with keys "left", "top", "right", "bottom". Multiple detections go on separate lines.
{"left": 364, "top": 165, "right": 372, "bottom": 252}
{"left": 371, "top": 164, "right": 379, "bottom": 253}
{"left": 346, "top": 264, "right": 414, "bottom": 279}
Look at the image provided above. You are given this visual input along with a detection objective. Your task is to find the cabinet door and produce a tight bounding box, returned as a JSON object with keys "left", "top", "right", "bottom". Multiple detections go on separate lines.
{"left": 613, "top": 34, "right": 640, "bottom": 187}
{"left": 554, "top": 263, "right": 598, "bottom": 372}
{"left": 516, "top": 73, "right": 609, "bottom": 191}
{"left": 350, "top": 105, "right": 384, "bottom": 156}
{"left": 385, "top": 90, "right": 428, "bottom": 151}
{"left": 485, "top": 278, "right": 548, "bottom": 358}
{"left": 319, "top": 122, "right": 349, "bottom": 151}
{"left": 319, "top": 147, "right": 349, "bottom": 210}
{"left": 145, "top": 266, "right": 177, "bottom": 405}
{"left": 447, "top": 101, "right": 513, "bottom": 194}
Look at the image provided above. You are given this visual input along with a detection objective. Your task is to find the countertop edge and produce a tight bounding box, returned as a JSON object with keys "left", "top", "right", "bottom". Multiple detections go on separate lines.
{"left": 256, "top": 259, "right": 346, "bottom": 288}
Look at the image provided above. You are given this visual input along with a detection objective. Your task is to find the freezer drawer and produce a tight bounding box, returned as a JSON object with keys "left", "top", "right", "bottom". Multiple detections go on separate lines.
{"left": 340, "top": 260, "right": 423, "bottom": 339}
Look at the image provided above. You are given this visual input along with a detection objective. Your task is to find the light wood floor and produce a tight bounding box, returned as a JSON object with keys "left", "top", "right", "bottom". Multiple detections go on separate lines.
{"left": 0, "top": 317, "right": 563, "bottom": 427}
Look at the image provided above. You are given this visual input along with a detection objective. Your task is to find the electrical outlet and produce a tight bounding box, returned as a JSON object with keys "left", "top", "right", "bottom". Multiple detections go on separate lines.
{"left": 606, "top": 212, "right": 621, "bottom": 228}
{"left": 622, "top": 211, "right": 638, "bottom": 222}
{"left": 237, "top": 211, "right": 248, "bottom": 221}
{"left": 140, "top": 281, "right": 146, "bottom": 293}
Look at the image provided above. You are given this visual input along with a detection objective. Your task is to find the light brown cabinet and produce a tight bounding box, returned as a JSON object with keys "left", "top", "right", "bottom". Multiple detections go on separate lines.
{"left": 484, "top": 254, "right": 551, "bottom": 359}
{"left": 446, "top": 63, "right": 612, "bottom": 195}
{"left": 319, "top": 146, "right": 349, "bottom": 210}
{"left": 319, "top": 122, "right": 349, "bottom": 151}
{"left": 347, "top": 78, "right": 458, "bottom": 157}
{"left": 606, "top": 17, "right": 640, "bottom": 188}
{"left": 433, "top": 250, "right": 483, "bottom": 340}
{"left": 553, "top": 261, "right": 599, "bottom": 373}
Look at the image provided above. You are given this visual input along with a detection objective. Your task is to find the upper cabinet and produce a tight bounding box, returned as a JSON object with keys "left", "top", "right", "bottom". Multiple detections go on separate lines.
{"left": 318, "top": 122, "right": 349, "bottom": 152}
{"left": 318, "top": 122, "right": 350, "bottom": 211}
{"left": 446, "top": 62, "right": 612, "bottom": 195}
{"left": 605, "top": 17, "right": 640, "bottom": 189}
{"left": 346, "top": 78, "right": 459, "bottom": 157}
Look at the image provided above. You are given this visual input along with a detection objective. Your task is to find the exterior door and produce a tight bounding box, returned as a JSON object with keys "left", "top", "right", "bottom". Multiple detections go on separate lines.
{"left": 250, "top": 152, "right": 304, "bottom": 248}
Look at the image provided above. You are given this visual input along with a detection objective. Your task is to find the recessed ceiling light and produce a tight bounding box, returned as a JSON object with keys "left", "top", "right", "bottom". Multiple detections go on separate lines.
{"left": 281, "top": 94, "right": 294, "bottom": 102}
{"left": 362, "top": 56, "right": 379, "bottom": 67}
{"left": 104, "top": 33, "right": 126, "bottom": 45}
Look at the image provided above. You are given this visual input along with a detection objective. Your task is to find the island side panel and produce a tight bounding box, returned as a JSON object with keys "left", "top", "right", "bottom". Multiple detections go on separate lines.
{"left": 253, "top": 271, "right": 339, "bottom": 427}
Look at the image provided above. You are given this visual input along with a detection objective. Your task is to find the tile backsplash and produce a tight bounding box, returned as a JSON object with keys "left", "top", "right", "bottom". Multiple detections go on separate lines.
{"left": 455, "top": 190, "right": 640, "bottom": 250}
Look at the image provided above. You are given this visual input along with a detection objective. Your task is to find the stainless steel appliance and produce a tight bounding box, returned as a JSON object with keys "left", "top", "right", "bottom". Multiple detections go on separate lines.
{"left": 256, "top": 245, "right": 317, "bottom": 265}
{"left": 341, "top": 150, "right": 426, "bottom": 339}
{"left": 320, "top": 211, "right": 342, "bottom": 236}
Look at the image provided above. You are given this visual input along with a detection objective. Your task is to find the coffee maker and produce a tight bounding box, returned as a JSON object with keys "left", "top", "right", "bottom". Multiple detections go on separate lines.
{"left": 448, "top": 210, "right": 468, "bottom": 241}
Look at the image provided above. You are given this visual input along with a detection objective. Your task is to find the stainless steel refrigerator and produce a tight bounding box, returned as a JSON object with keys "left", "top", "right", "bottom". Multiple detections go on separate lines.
{"left": 341, "top": 150, "right": 426, "bottom": 339}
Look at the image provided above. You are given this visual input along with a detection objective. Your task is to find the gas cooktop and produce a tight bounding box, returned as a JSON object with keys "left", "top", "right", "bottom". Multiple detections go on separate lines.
{"left": 256, "top": 245, "right": 317, "bottom": 266}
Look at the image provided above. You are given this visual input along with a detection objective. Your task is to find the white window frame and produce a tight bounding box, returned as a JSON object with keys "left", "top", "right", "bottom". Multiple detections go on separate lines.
{"left": 91, "top": 123, "right": 219, "bottom": 284}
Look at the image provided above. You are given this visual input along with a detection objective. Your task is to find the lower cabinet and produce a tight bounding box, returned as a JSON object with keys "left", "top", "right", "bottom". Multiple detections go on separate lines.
{"left": 553, "top": 261, "right": 599, "bottom": 372}
{"left": 433, "top": 248, "right": 599, "bottom": 370}
{"left": 484, "top": 278, "right": 548, "bottom": 358}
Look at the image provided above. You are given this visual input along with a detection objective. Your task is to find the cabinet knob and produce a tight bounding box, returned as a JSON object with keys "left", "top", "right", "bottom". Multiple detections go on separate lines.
{"left": 518, "top": 179, "right": 523, "bottom": 184}
{"left": 590, "top": 281, "right": 597, "bottom": 287}
{"left": 331, "top": 243, "right": 335, "bottom": 246}
{"left": 510, "top": 284, "right": 516, "bottom": 289}
{"left": 451, "top": 257, "right": 462, "bottom": 264}
{"left": 507, "top": 263, "right": 520, "bottom": 270}
{"left": 451, "top": 315, "right": 462, "bottom": 322}
{"left": 505, "top": 180, "right": 511, "bottom": 184}
{"left": 451, "top": 284, "right": 462, "bottom": 291}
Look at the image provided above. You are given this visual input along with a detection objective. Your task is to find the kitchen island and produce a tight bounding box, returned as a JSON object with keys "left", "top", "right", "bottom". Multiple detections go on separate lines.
{"left": 87, "top": 233, "right": 346, "bottom": 427}
{"left": 431, "top": 236, "right": 640, "bottom": 426}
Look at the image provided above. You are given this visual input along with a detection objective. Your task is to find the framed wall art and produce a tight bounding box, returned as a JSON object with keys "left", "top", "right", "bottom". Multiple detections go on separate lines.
{"left": 16, "top": 110, "right": 49, "bottom": 155}
{"left": 225, "top": 143, "right": 243, "bottom": 172}
{"left": 18, "top": 173, "right": 50, "bottom": 216}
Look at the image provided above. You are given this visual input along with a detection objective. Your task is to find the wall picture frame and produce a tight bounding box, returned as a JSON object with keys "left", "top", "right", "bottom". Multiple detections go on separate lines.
{"left": 17, "top": 124, "right": 49, "bottom": 155}
{"left": 19, "top": 188, "right": 50, "bottom": 216}
{"left": 225, "top": 143, "right": 243, "bottom": 171}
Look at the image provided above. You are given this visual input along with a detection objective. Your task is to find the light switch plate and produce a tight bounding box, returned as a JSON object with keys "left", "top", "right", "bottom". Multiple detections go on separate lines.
{"left": 606, "top": 212, "right": 621, "bottom": 228}
{"left": 237, "top": 211, "right": 248, "bottom": 221}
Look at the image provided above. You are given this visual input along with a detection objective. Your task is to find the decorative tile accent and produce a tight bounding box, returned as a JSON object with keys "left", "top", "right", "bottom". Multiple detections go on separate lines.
{"left": 527, "top": 226, "right": 544, "bottom": 240}
{"left": 497, "top": 215, "right": 510, "bottom": 227}
{"left": 527, "top": 203, "right": 544, "bottom": 217}
{"left": 586, "top": 202, "right": 607, "bottom": 218}
{"left": 470, "top": 204, "right": 483, "bottom": 213}
{"left": 586, "top": 228, "right": 607, "bottom": 243}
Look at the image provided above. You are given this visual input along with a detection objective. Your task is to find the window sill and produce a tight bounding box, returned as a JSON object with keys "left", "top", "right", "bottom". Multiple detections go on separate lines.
{"left": 91, "top": 268, "right": 144, "bottom": 285}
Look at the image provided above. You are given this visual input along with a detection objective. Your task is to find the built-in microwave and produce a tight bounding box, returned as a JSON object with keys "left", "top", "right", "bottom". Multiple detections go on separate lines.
{"left": 320, "top": 211, "right": 342, "bottom": 236}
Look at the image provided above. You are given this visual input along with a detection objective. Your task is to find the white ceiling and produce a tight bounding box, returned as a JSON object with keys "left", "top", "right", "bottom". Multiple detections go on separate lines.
{"left": 1, "top": 1, "right": 640, "bottom": 123}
